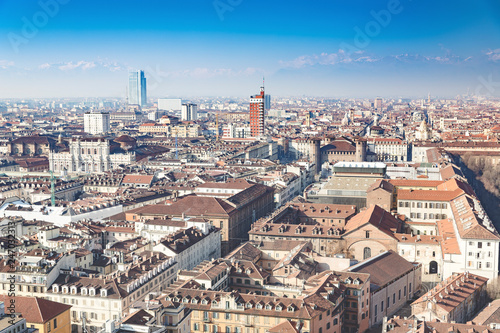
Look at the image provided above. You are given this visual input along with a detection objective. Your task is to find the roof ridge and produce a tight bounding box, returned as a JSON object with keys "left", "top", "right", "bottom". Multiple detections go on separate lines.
{"left": 34, "top": 297, "right": 44, "bottom": 323}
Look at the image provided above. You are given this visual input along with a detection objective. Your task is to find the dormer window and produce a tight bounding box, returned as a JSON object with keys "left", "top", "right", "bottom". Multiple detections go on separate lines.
{"left": 275, "top": 305, "right": 282, "bottom": 311}
{"left": 81, "top": 287, "right": 88, "bottom": 295}
{"left": 89, "top": 287, "right": 96, "bottom": 296}
{"left": 212, "top": 300, "right": 218, "bottom": 305}
{"left": 70, "top": 286, "right": 77, "bottom": 294}
{"left": 62, "top": 286, "right": 69, "bottom": 294}
{"left": 52, "top": 285, "right": 59, "bottom": 293}
{"left": 246, "top": 303, "right": 253, "bottom": 309}
{"left": 201, "top": 299, "right": 209, "bottom": 305}
{"left": 245, "top": 269, "right": 251, "bottom": 274}
{"left": 287, "top": 306, "right": 294, "bottom": 312}
{"left": 183, "top": 298, "right": 189, "bottom": 303}
{"left": 256, "top": 303, "right": 263, "bottom": 309}
{"left": 101, "top": 289, "right": 108, "bottom": 297}
{"left": 265, "top": 304, "right": 272, "bottom": 310}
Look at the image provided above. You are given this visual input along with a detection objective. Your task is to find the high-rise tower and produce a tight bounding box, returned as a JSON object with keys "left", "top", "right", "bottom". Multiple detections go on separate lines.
{"left": 250, "top": 85, "right": 265, "bottom": 137}
{"left": 181, "top": 103, "right": 198, "bottom": 121}
{"left": 128, "top": 70, "right": 147, "bottom": 107}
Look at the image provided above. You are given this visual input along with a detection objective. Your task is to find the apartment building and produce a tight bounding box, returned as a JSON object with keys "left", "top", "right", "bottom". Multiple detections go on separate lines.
{"left": 347, "top": 250, "right": 422, "bottom": 327}
{"left": 47, "top": 252, "right": 177, "bottom": 332}
{"left": 126, "top": 182, "right": 274, "bottom": 255}
{"left": 395, "top": 178, "right": 500, "bottom": 280}
{"left": 411, "top": 272, "right": 488, "bottom": 323}
{"left": 161, "top": 287, "right": 345, "bottom": 333}
{"left": 153, "top": 226, "right": 221, "bottom": 271}
{"left": 249, "top": 202, "right": 356, "bottom": 257}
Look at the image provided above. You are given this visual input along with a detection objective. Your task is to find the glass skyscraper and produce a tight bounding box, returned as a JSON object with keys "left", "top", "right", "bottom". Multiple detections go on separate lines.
{"left": 128, "top": 70, "right": 147, "bottom": 106}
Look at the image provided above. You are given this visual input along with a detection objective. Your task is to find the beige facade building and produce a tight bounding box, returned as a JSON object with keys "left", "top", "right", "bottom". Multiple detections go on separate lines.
{"left": 47, "top": 252, "right": 177, "bottom": 332}
{"left": 411, "top": 272, "right": 488, "bottom": 323}
{"left": 347, "top": 250, "right": 422, "bottom": 327}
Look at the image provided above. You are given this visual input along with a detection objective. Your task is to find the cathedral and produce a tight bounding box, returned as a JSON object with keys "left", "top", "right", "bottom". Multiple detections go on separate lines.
{"left": 415, "top": 120, "right": 432, "bottom": 141}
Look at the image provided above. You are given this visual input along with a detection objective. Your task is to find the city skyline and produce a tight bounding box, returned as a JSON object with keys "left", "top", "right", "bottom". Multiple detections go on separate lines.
{"left": 0, "top": 0, "right": 499, "bottom": 99}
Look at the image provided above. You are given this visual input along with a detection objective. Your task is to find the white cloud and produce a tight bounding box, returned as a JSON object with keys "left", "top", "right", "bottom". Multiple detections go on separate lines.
{"left": 0, "top": 60, "right": 15, "bottom": 69}
{"left": 37, "top": 59, "right": 128, "bottom": 72}
{"left": 102, "top": 61, "right": 125, "bottom": 72}
{"left": 486, "top": 49, "right": 500, "bottom": 61}
{"left": 168, "top": 67, "right": 265, "bottom": 78}
{"left": 58, "top": 61, "right": 96, "bottom": 71}
{"left": 280, "top": 49, "right": 475, "bottom": 69}
{"left": 279, "top": 50, "right": 376, "bottom": 68}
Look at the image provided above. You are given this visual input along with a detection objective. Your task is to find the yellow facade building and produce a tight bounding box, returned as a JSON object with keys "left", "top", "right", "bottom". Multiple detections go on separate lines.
{"left": 1, "top": 296, "right": 72, "bottom": 333}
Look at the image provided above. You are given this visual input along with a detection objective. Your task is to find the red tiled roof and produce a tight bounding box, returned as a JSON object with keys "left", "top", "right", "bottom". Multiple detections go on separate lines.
{"left": 122, "top": 174, "right": 154, "bottom": 184}
{"left": 397, "top": 189, "right": 463, "bottom": 201}
{"left": 344, "top": 205, "right": 402, "bottom": 237}
{"left": 0, "top": 296, "right": 71, "bottom": 324}
{"left": 389, "top": 179, "right": 443, "bottom": 188}
{"left": 436, "top": 219, "right": 461, "bottom": 255}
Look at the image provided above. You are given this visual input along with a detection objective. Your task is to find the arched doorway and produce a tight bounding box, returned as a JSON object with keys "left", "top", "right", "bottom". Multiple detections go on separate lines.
{"left": 363, "top": 247, "right": 371, "bottom": 260}
{"left": 429, "top": 261, "right": 438, "bottom": 274}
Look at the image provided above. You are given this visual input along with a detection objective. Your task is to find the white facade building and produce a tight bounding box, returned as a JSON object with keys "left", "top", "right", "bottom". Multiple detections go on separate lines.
{"left": 222, "top": 124, "right": 251, "bottom": 139}
{"left": 153, "top": 226, "right": 221, "bottom": 271}
{"left": 367, "top": 138, "right": 409, "bottom": 162}
{"left": 84, "top": 112, "right": 110, "bottom": 135}
{"left": 396, "top": 179, "right": 500, "bottom": 281}
{"left": 158, "top": 98, "right": 182, "bottom": 111}
{"left": 49, "top": 137, "right": 135, "bottom": 174}
{"left": 137, "top": 217, "right": 213, "bottom": 244}
{"left": 181, "top": 103, "right": 197, "bottom": 121}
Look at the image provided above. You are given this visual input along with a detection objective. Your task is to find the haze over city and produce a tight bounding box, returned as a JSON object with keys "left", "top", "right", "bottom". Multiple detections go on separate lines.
{"left": 0, "top": 0, "right": 500, "bottom": 98}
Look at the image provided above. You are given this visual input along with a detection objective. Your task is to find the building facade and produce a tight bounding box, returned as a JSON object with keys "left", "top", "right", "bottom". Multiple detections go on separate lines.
{"left": 84, "top": 112, "right": 110, "bottom": 135}
{"left": 181, "top": 103, "right": 197, "bottom": 121}
{"left": 128, "top": 70, "right": 147, "bottom": 106}
{"left": 49, "top": 138, "right": 135, "bottom": 174}
{"left": 250, "top": 86, "right": 265, "bottom": 137}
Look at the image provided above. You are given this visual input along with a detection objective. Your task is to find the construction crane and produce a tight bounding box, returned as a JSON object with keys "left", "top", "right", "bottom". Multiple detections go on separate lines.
{"left": 174, "top": 127, "right": 179, "bottom": 160}
{"left": 49, "top": 170, "right": 56, "bottom": 207}
{"left": 216, "top": 113, "right": 219, "bottom": 141}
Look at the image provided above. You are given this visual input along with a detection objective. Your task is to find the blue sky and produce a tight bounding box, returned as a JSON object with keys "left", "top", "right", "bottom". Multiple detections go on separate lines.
{"left": 0, "top": 0, "right": 499, "bottom": 98}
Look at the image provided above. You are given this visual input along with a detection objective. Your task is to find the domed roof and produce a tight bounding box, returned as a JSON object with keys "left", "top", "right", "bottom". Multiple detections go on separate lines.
{"left": 114, "top": 135, "right": 136, "bottom": 143}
